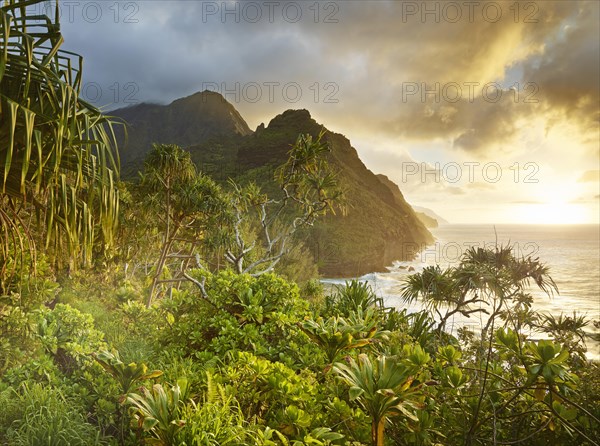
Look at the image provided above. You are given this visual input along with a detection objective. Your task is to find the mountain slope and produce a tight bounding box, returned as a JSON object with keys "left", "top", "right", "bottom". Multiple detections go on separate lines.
{"left": 413, "top": 206, "right": 449, "bottom": 225}
{"left": 235, "top": 110, "right": 434, "bottom": 276}
{"left": 376, "top": 174, "right": 439, "bottom": 229}
{"left": 112, "top": 90, "right": 252, "bottom": 176}
{"left": 415, "top": 212, "right": 439, "bottom": 228}
{"left": 113, "top": 93, "right": 433, "bottom": 276}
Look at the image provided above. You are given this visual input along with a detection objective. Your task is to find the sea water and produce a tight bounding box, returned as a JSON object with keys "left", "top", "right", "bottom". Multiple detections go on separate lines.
{"left": 323, "top": 224, "right": 600, "bottom": 359}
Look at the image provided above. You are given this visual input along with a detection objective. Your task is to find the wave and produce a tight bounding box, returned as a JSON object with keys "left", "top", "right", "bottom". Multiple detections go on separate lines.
{"left": 321, "top": 224, "right": 600, "bottom": 360}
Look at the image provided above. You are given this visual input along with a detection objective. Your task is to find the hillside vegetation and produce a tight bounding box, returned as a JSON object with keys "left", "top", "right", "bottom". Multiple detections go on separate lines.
{"left": 114, "top": 101, "right": 433, "bottom": 276}
{"left": 1, "top": 3, "right": 598, "bottom": 446}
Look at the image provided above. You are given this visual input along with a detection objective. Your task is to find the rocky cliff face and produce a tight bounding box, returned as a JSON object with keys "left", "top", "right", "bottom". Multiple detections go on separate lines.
{"left": 232, "top": 109, "right": 434, "bottom": 276}
{"left": 112, "top": 90, "right": 251, "bottom": 176}
{"left": 376, "top": 174, "right": 438, "bottom": 228}
{"left": 112, "top": 93, "right": 433, "bottom": 277}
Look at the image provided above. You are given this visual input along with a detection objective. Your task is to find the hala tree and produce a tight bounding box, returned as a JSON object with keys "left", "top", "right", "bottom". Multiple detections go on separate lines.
{"left": 0, "top": 0, "right": 121, "bottom": 285}
{"left": 141, "top": 133, "right": 342, "bottom": 306}
{"left": 178, "top": 131, "right": 343, "bottom": 308}
{"left": 400, "top": 245, "right": 558, "bottom": 338}
{"left": 401, "top": 244, "right": 563, "bottom": 445}
{"left": 141, "top": 144, "right": 227, "bottom": 307}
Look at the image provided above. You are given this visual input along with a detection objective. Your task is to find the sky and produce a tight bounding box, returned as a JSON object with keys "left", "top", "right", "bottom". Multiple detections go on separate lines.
{"left": 41, "top": 0, "right": 600, "bottom": 224}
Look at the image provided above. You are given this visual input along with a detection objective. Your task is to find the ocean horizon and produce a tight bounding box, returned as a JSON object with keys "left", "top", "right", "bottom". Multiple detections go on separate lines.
{"left": 323, "top": 223, "right": 600, "bottom": 359}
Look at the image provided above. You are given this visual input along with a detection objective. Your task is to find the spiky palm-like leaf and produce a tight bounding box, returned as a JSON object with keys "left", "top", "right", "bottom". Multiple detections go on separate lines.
{"left": 93, "top": 350, "right": 163, "bottom": 396}
{"left": 334, "top": 353, "right": 426, "bottom": 446}
{"left": 400, "top": 245, "right": 558, "bottom": 335}
{"left": 127, "top": 379, "right": 189, "bottom": 446}
{"left": 300, "top": 311, "right": 389, "bottom": 365}
{"left": 0, "top": 0, "right": 122, "bottom": 281}
{"left": 330, "top": 280, "right": 384, "bottom": 316}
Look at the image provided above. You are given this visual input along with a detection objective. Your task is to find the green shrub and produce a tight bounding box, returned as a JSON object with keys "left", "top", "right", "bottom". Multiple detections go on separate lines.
{"left": 301, "top": 278, "right": 325, "bottom": 303}
{"left": 217, "top": 351, "right": 327, "bottom": 435}
{"left": 0, "top": 305, "right": 34, "bottom": 373}
{"left": 1, "top": 355, "right": 62, "bottom": 388}
{"left": 35, "top": 303, "right": 106, "bottom": 373}
{"left": 177, "top": 394, "right": 254, "bottom": 446}
{"left": 325, "top": 280, "right": 383, "bottom": 318}
{"left": 160, "top": 271, "right": 310, "bottom": 365}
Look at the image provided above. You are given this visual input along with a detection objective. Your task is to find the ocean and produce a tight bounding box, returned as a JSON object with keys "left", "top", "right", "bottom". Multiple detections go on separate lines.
{"left": 323, "top": 224, "right": 600, "bottom": 359}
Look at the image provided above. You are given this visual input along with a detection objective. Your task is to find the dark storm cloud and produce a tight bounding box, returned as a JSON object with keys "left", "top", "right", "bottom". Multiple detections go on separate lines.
{"left": 522, "top": 2, "right": 600, "bottom": 146}
{"left": 58, "top": 0, "right": 334, "bottom": 110}
{"left": 382, "top": 93, "right": 537, "bottom": 153}
{"left": 56, "top": 0, "right": 598, "bottom": 155}
{"left": 320, "top": 1, "right": 597, "bottom": 153}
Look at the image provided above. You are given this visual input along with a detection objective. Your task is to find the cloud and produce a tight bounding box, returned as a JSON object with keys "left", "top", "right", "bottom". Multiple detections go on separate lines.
{"left": 307, "top": 1, "right": 597, "bottom": 155}
{"left": 467, "top": 182, "right": 496, "bottom": 191}
{"left": 522, "top": 2, "right": 600, "bottom": 149}
{"left": 44, "top": 0, "right": 598, "bottom": 223}
{"left": 511, "top": 200, "right": 545, "bottom": 204}
{"left": 382, "top": 93, "right": 536, "bottom": 154}
{"left": 447, "top": 187, "right": 466, "bottom": 195}
{"left": 56, "top": 0, "right": 598, "bottom": 157}
{"left": 569, "top": 195, "right": 600, "bottom": 204}
{"left": 578, "top": 170, "right": 600, "bottom": 182}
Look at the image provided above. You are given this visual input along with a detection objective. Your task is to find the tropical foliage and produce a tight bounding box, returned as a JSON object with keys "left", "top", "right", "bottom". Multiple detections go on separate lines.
{"left": 1, "top": 2, "right": 598, "bottom": 446}
{"left": 0, "top": 0, "right": 121, "bottom": 281}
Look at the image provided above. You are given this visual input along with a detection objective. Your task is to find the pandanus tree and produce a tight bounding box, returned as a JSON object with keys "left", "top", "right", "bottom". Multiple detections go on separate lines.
{"left": 141, "top": 144, "right": 227, "bottom": 307}
{"left": 400, "top": 265, "right": 481, "bottom": 334}
{"left": 402, "top": 245, "right": 559, "bottom": 446}
{"left": 455, "top": 245, "right": 558, "bottom": 340}
{"left": 400, "top": 245, "right": 558, "bottom": 338}
{"left": 458, "top": 247, "right": 558, "bottom": 446}
{"left": 0, "top": 0, "right": 121, "bottom": 286}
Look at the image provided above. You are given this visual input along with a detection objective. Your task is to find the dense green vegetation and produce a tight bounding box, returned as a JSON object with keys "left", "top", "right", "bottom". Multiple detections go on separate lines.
{"left": 1, "top": 2, "right": 599, "bottom": 445}
{"left": 112, "top": 94, "right": 435, "bottom": 278}
{"left": 1, "top": 246, "right": 599, "bottom": 445}
{"left": 0, "top": 0, "right": 120, "bottom": 279}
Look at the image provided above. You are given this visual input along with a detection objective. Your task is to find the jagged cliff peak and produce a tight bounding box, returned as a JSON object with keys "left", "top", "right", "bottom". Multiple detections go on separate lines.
{"left": 112, "top": 91, "right": 434, "bottom": 275}
{"left": 112, "top": 91, "right": 252, "bottom": 175}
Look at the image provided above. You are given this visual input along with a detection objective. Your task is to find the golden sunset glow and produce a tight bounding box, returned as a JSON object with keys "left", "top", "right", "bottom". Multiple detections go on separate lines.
{"left": 517, "top": 202, "right": 590, "bottom": 225}
{"left": 50, "top": 0, "right": 599, "bottom": 225}
{"left": 2, "top": 2, "right": 599, "bottom": 443}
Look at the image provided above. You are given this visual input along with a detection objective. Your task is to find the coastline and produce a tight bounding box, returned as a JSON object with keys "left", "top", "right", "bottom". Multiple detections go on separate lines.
{"left": 321, "top": 223, "right": 600, "bottom": 361}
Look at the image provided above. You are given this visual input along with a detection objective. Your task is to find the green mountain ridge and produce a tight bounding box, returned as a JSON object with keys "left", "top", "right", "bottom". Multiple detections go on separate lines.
{"left": 112, "top": 92, "right": 434, "bottom": 276}
{"left": 114, "top": 90, "right": 252, "bottom": 176}
{"left": 376, "top": 174, "right": 438, "bottom": 228}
